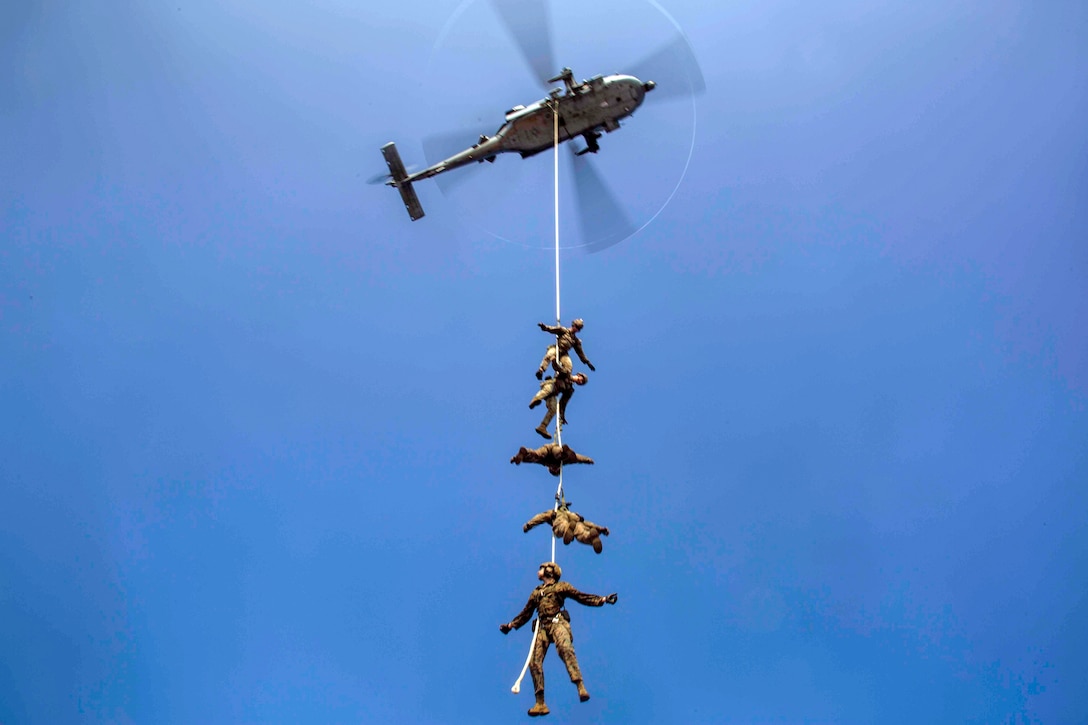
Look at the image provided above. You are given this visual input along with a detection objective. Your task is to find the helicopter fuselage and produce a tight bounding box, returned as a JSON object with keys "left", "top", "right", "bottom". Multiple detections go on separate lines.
{"left": 400, "top": 73, "right": 653, "bottom": 185}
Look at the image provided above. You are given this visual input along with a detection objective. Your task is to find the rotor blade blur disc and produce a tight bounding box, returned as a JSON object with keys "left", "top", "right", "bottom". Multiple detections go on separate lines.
{"left": 570, "top": 152, "right": 637, "bottom": 253}
{"left": 422, "top": 124, "right": 498, "bottom": 192}
{"left": 489, "top": 0, "right": 556, "bottom": 86}
{"left": 628, "top": 33, "right": 706, "bottom": 101}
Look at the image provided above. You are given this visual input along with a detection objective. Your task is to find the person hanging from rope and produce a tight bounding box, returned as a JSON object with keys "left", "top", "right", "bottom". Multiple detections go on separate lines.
{"left": 529, "top": 371, "right": 588, "bottom": 439}
{"left": 510, "top": 442, "right": 594, "bottom": 476}
{"left": 524, "top": 499, "right": 610, "bottom": 554}
{"left": 500, "top": 562, "right": 618, "bottom": 716}
{"left": 536, "top": 318, "right": 595, "bottom": 379}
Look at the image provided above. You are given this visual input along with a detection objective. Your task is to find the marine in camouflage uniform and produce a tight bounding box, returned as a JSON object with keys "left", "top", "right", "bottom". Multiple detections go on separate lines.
{"left": 536, "top": 319, "right": 595, "bottom": 379}
{"left": 510, "top": 443, "right": 594, "bottom": 476}
{"left": 524, "top": 504, "right": 610, "bottom": 554}
{"left": 529, "top": 371, "right": 588, "bottom": 439}
{"left": 500, "top": 562, "right": 618, "bottom": 716}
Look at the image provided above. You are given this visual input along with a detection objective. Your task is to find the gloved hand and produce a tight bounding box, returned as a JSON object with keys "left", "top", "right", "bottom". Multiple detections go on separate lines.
{"left": 587, "top": 362, "right": 596, "bottom": 371}
{"left": 500, "top": 623, "right": 512, "bottom": 634}
{"left": 605, "top": 593, "right": 618, "bottom": 605}
{"left": 523, "top": 523, "right": 531, "bottom": 533}
{"left": 538, "top": 322, "right": 548, "bottom": 330}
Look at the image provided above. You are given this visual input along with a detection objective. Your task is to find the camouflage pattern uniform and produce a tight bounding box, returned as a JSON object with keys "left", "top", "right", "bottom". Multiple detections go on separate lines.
{"left": 524, "top": 507, "right": 610, "bottom": 554}
{"left": 510, "top": 443, "right": 594, "bottom": 476}
{"left": 529, "top": 372, "right": 586, "bottom": 439}
{"left": 500, "top": 562, "right": 617, "bottom": 716}
{"left": 536, "top": 319, "right": 595, "bottom": 379}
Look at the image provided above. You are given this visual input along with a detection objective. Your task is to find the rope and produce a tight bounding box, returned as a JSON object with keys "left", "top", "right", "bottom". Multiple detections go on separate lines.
{"left": 511, "top": 619, "right": 539, "bottom": 694}
{"left": 553, "top": 96, "right": 561, "bottom": 329}
{"left": 551, "top": 101, "right": 562, "bottom": 564}
{"left": 511, "top": 99, "right": 563, "bottom": 697}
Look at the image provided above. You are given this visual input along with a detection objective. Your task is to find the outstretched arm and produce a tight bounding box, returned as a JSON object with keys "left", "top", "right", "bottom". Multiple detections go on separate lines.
{"left": 559, "top": 582, "right": 616, "bottom": 608}
{"left": 502, "top": 590, "right": 540, "bottom": 633}
{"left": 571, "top": 339, "right": 594, "bottom": 370}
{"left": 523, "top": 511, "right": 555, "bottom": 533}
{"left": 539, "top": 322, "right": 565, "bottom": 335}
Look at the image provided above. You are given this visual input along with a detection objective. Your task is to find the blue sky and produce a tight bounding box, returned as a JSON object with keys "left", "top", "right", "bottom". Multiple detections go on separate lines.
{"left": 2, "top": 1, "right": 1085, "bottom": 722}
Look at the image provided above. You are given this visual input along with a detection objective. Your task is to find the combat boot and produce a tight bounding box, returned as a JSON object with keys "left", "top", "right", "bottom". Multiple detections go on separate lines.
{"left": 575, "top": 680, "right": 590, "bottom": 702}
{"left": 535, "top": 369, "right": 544, "bottom": 380}
{"left": 528, "top": 691, "right": 550, "bottom": 717}
{"left": 535, "top": 425, "right": 552, "bottom": 440}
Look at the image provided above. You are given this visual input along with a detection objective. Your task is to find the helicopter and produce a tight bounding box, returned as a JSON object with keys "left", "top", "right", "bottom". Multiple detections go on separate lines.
{"left": 376, "top": 0, "right": 705, "bottom": 250}
{"left": 382, "top": 67, "right": 656, "bottom": 222}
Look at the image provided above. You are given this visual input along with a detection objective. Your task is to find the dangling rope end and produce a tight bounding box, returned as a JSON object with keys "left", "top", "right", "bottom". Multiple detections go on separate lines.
{"left": 511, "top": 619, "right": 539, "bottom": 694}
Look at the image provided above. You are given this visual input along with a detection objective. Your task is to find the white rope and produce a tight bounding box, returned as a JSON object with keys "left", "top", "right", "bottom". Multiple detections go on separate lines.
{"left": 511, "top": 619, "right": 539, "bottom": 694}
{"left": 511, "top": 98, "right": 563, "bottom": 698}
{"left": 554, "top": 97, "right": 561, "bottom": 328}
{"left": 551, "top": 100, "right": 562, "bottom": 564}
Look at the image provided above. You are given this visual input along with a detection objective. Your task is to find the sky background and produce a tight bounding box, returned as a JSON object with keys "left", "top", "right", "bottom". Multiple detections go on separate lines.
{"left": 2, "top": 1, "right": 1086, "bottom": 723}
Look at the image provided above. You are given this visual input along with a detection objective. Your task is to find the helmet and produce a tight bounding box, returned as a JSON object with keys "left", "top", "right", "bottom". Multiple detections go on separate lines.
{"left": 571, "top": 318, "right": 584, "bottom": 329}
{"left": 572, "top": 373, "right": 588, "bottom": 385}
{"left": 539, "top": 561, "right": 563, "bottom": 581}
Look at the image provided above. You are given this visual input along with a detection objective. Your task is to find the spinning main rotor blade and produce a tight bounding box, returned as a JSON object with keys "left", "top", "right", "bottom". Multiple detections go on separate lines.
{"left": 570, "top": 151, "right": 637, "bottom": 254}
{"left": 628, "top": 33, "right": 705, "bottom": 101}
{"left": 422, "top": 124, "right": 496, "bottom": 192}
{"left": 489, "top": 0, "right": 556, "bottom": 86}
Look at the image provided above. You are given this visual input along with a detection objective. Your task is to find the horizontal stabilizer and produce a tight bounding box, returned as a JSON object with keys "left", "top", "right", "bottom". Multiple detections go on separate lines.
{"left": 381, "top": 142, "right": 425, "bottom": 221}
